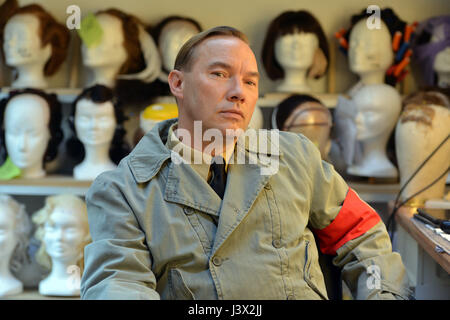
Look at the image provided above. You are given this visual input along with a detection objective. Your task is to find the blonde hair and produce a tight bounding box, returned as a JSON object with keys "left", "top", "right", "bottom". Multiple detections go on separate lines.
{"left": 32, "top": 194, "right": 90, "bottom": 273}
{"left": 0, "top": 194, "right": 31, "bottom": 272}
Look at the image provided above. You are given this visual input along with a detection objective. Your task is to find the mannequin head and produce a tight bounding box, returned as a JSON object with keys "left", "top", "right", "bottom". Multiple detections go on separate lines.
{"left": 348, "top": 19, "right": 393, "bottom": 77}
{"left": 33, "top": 194, "right": 90, "bottom": 274}
{"left": 273, "top": 94, "right": 332, "bottom": 159}
{"left": 81, "top": 9, "right": 156, "bottom": 86}
{"left": 353, "top": 85, "right": 401, "bottom": 143}
{"left": 0, "top": 89, "right": 63, "bottom": 178}
{"left": 412, "top": 16, "right": 450, "bottom": 88}
{"left": 152, "top": 16, "right": 202, "bottom": 74}
{"left": 0, "top": 1, "right": 70, "bottom": 88}
{"left": 341, "top": 8, "right": 407, "bottom": 86}
{"left": 396, "top": 91, "right": 450, "bottom": 204}
{"left": 66, "top": 85, "right": 130, "bottom": 165}
{"left": 0, "top": 194, "right": 30, "bottom": 274}
{"left": 262, "top": 10, "right": 329, "bottom": 82}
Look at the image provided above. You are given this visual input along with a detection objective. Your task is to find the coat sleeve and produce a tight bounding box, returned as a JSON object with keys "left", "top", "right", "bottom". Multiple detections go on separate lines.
{"left": 80, "top": 170, "right": 160, "bottom": 300}
{"left": 296, "top": 135, "right": 413, "bottom": 300}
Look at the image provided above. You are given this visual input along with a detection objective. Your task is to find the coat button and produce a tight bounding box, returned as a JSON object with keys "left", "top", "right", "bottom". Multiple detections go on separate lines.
{"left": 272, "top": 239, "right": 282, "bottom": 248}
{"left": 184, "top": 207, "right": 194, "bottom": 215}
{"left": 264, "top": 183, "right": 271, "bottom": 190}
{"left": 212, "top": 256, "right": 222, "bottom": 266}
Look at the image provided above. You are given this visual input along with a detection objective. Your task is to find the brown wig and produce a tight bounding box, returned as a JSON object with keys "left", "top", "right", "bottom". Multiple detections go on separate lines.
{"left": 0, "top": 0, "right": 70, "bottom": 77}
{"left": 262, "top": 10, "right": 329, "bottom": 80}
{"left": 0, "top": 88, "right": 64, "bottom": 165}
{"left": 96, "top": 9, "right": 146, "bottom": 75}
{"left": 66, "top": 85, "right": 131, "bottom": 165}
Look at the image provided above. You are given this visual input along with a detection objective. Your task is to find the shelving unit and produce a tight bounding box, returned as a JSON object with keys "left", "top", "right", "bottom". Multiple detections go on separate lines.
{"left": 0, "top": 175, "right": 407, "bottom": 203}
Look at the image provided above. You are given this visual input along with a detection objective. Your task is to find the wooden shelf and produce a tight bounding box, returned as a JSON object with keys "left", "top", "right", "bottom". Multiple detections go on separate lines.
{"left": 0, "top": 175, "right": 92, "bottom": 196}
{"left": 0, "top": 175, "right": 404, "bottom": 202}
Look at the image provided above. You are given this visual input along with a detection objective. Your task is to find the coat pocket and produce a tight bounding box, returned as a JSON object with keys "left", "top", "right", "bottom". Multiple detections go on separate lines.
{"left": 303, "top": 240, "right": 328, "bottom": 300}
{"left": 168, "top": 268, "right": 195, "bottom": 300}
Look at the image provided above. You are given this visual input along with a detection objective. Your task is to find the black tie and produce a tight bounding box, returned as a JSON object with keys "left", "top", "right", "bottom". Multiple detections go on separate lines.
{"left": 208, "top": 156, "right": 227, "bottom": 199}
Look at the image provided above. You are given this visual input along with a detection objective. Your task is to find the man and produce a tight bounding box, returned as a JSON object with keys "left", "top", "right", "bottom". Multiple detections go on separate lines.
{"left": 81, "top": 26, "right": 412, "bottom": 300}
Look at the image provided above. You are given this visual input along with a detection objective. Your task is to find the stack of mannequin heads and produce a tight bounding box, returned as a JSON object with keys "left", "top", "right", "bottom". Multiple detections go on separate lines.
{"left": 273, "top": 94, "right": 332, "bottom": 160}
{"left": 0, "top": 0, "right": 70, "bottom": 89}
{"left": 262, "top": 10, "right": 329, "bottom": 93}
{"left": 395, "top": 91, "right": 450, "bottom": 206}
{"left": 334, "top": 8, "right": 408, "bottom": 179}
{"left": 66, "top": 85, "right": 130, "bottom": 181}
{"left": 0, "top": 193, "right": 90, "bottom": 297}
{"left": 0, "top": 89, "right": 63, "bottom": 179}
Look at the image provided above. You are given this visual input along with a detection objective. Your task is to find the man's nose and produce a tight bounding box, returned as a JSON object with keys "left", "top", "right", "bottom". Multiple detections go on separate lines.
{"left": 227, "top": 77, "right": 245, "bottom": 103}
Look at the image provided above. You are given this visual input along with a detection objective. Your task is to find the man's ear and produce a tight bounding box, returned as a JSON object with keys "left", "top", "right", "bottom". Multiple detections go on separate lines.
{"left": 168, "top": 70, "right": 184, "bottom": 100}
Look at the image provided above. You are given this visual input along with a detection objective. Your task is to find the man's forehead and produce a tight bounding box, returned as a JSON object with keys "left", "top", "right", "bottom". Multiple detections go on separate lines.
{"left": 194, "top": 36, "right": 258, "bottom": 67}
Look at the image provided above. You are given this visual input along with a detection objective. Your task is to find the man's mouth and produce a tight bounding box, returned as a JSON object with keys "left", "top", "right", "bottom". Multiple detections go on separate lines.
{"left": 219, "top": 109, "right": 244, "bottom": 119}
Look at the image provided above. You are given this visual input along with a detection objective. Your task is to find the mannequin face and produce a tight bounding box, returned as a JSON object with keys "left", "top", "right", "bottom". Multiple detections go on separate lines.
{"left": 282, "top": 102, "right": 331, "bottom": 158}
{"left": 75, "top": 98, "right": 117, "bottom": 146}
{"left": 0, "top": 205, "right": 17, "bottom": 261}
{"left": 275, "top": 31, "right": 319, "bottom": 69}
{"left": 3, "top": 14, "right": 51, "bottom": 67}
{"left": 4, "top": 94, "right": 50, "bottom": 169}
{"left": 81, "top": 14, "right": 127, "bottom": 68}
{"left": 352, "top": 87, "right": 399, "bottom": 141}
{"left": 43, "top": 206, "right": 88, "bottom": 262}
{"left": 348, "top": 20, "right": 393, "bottom": 74}
{"left": 159, "top": 20, "right": 199, "bottom": 71}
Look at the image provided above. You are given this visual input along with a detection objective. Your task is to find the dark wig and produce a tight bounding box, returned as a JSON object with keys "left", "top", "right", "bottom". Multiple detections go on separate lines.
{"left": 341, "top": 7, "right": 408, "bottom": 86}
{"left": 262, "top": 10, "right": 329, "bottom": 80}
{"left": 274, "top": 94, "right": 323, "bottom": 129}
{"left": 0, "top": 88, "right": 63, "bottom": 165}
{"left": 66, "top": 85, "right": 130, "bottom": 165}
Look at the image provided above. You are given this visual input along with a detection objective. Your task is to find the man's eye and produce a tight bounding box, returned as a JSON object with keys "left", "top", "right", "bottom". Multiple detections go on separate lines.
{"left": 246, "top": 80, "right": 257, "bottom": 86}
{"left": 212, "top": 72, "right": 226, "bottom": 77}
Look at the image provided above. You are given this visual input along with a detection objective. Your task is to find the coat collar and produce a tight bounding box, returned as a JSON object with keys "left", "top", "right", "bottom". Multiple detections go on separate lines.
{"left": 128, "top": 118, "right": 283, "bottom": 184}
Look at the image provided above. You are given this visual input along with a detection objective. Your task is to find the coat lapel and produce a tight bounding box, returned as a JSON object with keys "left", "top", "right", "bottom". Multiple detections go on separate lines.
{"left": 164, "top": 160, "right": 222, "bottom": 217}
{"left": 211, "top": 131, "right": 282, "bottom": 254}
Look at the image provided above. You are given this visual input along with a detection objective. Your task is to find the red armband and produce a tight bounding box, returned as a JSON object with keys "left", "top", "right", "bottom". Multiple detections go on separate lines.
{"left": 313, "top": 188, "right": 381, "bottom": 255}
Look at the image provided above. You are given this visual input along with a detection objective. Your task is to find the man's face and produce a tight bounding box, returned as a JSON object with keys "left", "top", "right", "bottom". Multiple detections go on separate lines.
{"left": 171, "top": 36, "right": 259, "bottom": 137}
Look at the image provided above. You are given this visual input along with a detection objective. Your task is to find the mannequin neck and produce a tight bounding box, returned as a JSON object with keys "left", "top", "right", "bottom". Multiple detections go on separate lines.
{"left": 12, "top": 63, "right": 48, "bottom": 88}
{"left": 0, "top": 257, "right": 15, "bottom": 280}
{"left": 360, "top": 135, "right": 389, "bottom": 161}
{"left": 47, "top": 258, "right": 77, "bottom": 280}
{"left": 89, "top": 65, "right": 121, "bottom": 87}
{"left": 20, "top": 162, "right": 46, "bottom": 179}
{"left": 82, "top": 142, "right": 113, "bottom": 166}
{"left": 358, "top": 70, "right": 385, "bottom": 86}
{"left": 436, "top": 71, "right": 450, "bottom": 88}
{"left": 349, "top": 134, "right": 397, "bottom": 178}
{"left": 277, "top": 67, "right": 311, "bottom": 93}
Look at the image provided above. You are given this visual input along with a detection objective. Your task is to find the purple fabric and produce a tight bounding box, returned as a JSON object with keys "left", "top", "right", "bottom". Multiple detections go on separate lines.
{"left": 412, "top": 16, "right": 450, "bottom": 86}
